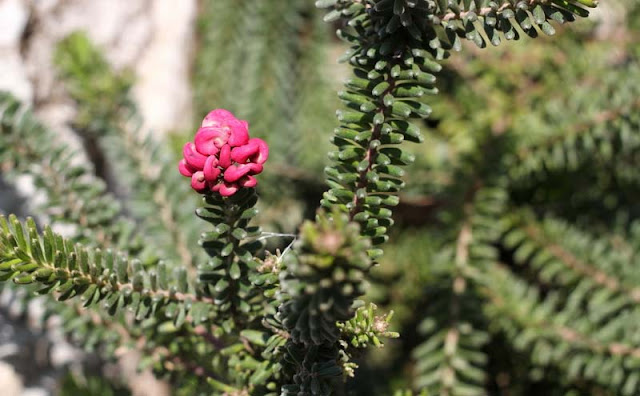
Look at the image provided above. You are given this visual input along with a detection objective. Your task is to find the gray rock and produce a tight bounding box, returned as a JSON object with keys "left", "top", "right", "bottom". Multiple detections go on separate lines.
{"left": 0, "top": 361, "right": 23, "bottom": 396}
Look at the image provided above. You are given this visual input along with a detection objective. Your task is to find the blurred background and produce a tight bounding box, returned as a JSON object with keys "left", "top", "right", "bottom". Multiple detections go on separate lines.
{"left": 0, "top": 0, "right": 637, "bottom": 395}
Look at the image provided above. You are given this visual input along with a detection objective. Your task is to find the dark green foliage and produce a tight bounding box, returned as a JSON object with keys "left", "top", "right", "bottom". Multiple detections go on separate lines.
{"left": 3, "top": 1, "right": 640, "bottom": 395}
{"left": 491, "top": 213, "right": 640, "bottom": 392}
{"left": 480, "top": 261, "right": 640, "bottom": 394}
{"left": 196, "top": 188, "right": 266, "bottom": 330}
{"left": 279, "top": 211, "right": 371, "bottom": 345}
{"left": 507, "top": 61, "right": 640, "bottom": 226}
{"left": 358, "top": 2, "right": 640, "bottom": 395}
{"left": 427, "top": 0, "right": 597, "bottom": 48}
{"left": 278, "top": 211, "right": 372, "bottom": 394}
{"left": 319, "top": 0, "right": 442, "bottom": 256}
{"left": 399, "top": 127, "right": 509, "bottom": 395}
{"left": 412, "top": 185, "right": 507, "bottom": 394}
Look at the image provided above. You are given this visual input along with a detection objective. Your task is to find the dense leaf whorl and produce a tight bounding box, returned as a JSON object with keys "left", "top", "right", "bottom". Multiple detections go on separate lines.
{"left": 277, "top": 211, "right": 370, "bottom": 395}
{"left": 279, "top": 211, "right": 371, "bottom": 345}
{"left": 196, "top": 188, "right": 265, "bottom": 330}
{"left": 319, "top": 0, "right": 443, "bottom": 257}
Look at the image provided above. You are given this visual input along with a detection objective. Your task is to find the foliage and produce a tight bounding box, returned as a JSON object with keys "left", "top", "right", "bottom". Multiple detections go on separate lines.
{"left": 194, "top": 0, "right": 337, "bottom": 174}
{"left": 3, "top": 0, "right": 640, "bottom": 395}
{"left": 59, "top": 372, "right": 131, "bottom": 396}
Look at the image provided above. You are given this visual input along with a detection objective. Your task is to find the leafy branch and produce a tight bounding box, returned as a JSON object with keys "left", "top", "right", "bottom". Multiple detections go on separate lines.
{"left": 503, "top": 213, "right": 640, "bottom": 304}
{"left": 0, "top": 92, "right": 147, "bottom": 256}
{"left": 0, "top": 214, "right": 215, "bottom": 327}
{"left": 480, "top": 262, "right": 640, "bottom": 394}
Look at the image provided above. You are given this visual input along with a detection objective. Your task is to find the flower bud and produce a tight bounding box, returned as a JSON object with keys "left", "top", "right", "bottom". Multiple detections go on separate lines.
{"left": 178, "top": 109, "right": 269, "bottom": 196}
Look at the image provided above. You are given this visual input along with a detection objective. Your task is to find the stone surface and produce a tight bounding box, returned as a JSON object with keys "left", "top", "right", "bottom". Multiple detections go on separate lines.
{"left": 22, "top": 389, "right": 49, "bottom": 396}
{"left": 1, "top": 0, "right": 196, "bottom": 134}
{"left": 591, "top": 1, "right": 626, "bottom": 40}
{"left": 133, "top": 0, "right": 196, "bottom": 134}
{"left": 0, "top": 0, "right": 32, "bottom": 102}
{"left": 0, "top": 361, "right": 23, "bottom": 396}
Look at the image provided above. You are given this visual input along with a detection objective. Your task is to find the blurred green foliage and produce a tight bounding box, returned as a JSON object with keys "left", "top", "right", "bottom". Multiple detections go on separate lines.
{"left": 58, "top": 372, "right": 130, "bottom": 396}
{"left": 1, "top": 0, "right": 639, "bottom": 394}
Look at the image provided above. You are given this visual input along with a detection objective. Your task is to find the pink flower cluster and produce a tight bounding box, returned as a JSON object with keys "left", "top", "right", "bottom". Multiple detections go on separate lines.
{"left": 179, "top": 109, "right": 268, "bottom": 196}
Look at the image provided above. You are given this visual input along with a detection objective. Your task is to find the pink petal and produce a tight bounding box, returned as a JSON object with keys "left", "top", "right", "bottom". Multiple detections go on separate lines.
{"left": 183, "top": 142, "right": 207, "bottom": 169}
{"left": 210, "top": 182, "right": 221, "bottom": 192}
{"left": 230, "top": 138, "right": 269, "bottom": 164}
{"left": 201, "top": 109, "right": 236, "bottom": 127}
{"left": 238, "top": 175, "right": 257, "bottom": 188}
{"left": 194, "top": 127, "right": 226, "bottom": 155}
{"left": 224, "top": 164, "right": 252, "bottom": 183}
{"left": 247, "top": 163, "right": 263, "bottom": 174}
{"left": 252, "top": 138, "right": 269, "bottom": 165}
{"left": 203, "top": 155, "right": 221, "bottom": 182}
{"left": 230, "top": 140, "right": 259, "bottom": 164}
{"left": 219, "top": 144, "right": 232, "bottom": 168}
{"left": 219, "top": 182, "right": 239, "bottom": 197}
{"left": 178, "top": 159, "right": 196, "bottom": 177}
{"left": 227, "top": 118, "right": 249, "bottom": 147}
{"left": 191, "top": 171, "right": 207, "bottom": 192}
